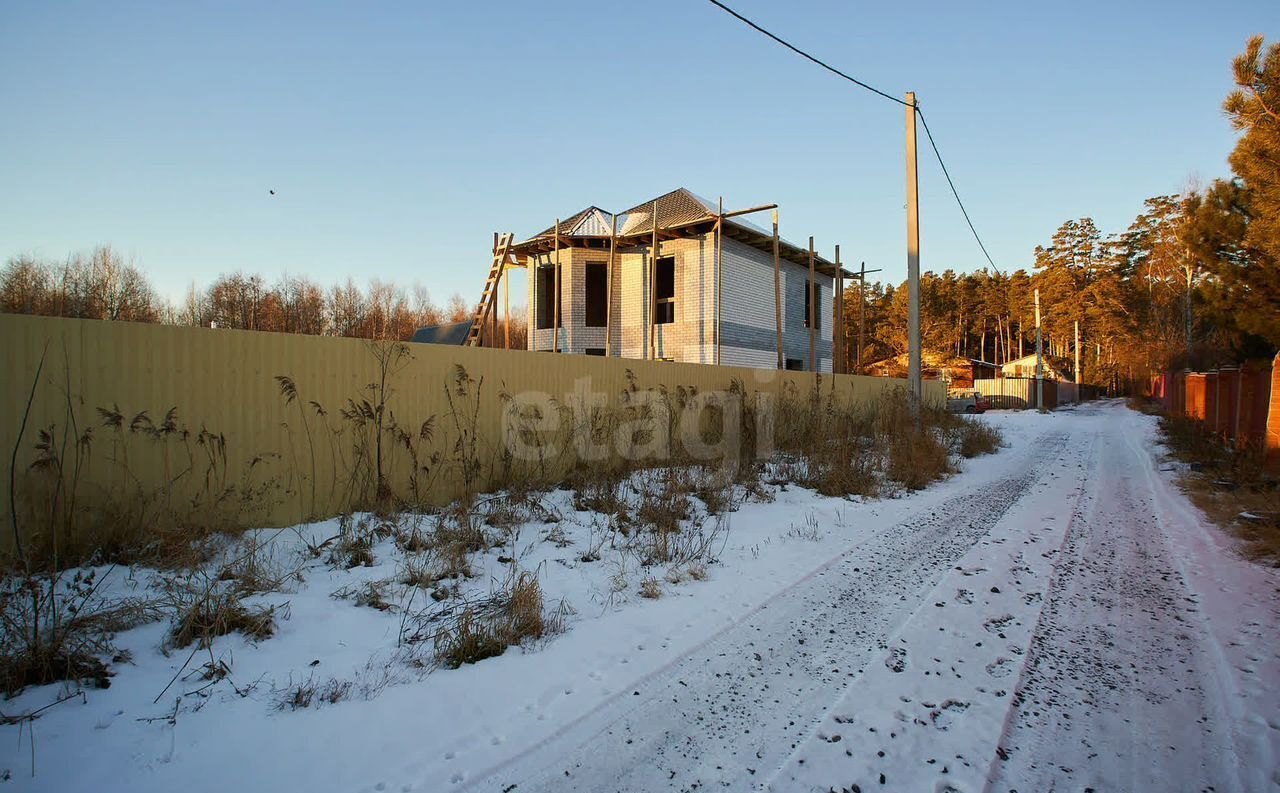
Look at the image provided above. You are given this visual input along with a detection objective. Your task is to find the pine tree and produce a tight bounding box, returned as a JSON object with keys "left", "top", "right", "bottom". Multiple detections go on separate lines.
{"left": 1215, "top": 35, "right": 1280, "bottom": 345}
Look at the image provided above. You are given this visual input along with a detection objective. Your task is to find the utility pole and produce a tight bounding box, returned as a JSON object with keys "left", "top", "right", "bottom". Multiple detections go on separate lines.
{"left": 1034, "top": 288, "right": 1043, "bottom": 410}
{"left": 1073, "top": 319, "right": 1080, "bottom": 403}
{"left": 906, "top": 92, "right": 922, "bottom": 404}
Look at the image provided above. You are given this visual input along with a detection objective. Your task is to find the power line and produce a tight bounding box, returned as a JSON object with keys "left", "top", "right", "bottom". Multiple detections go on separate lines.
{"left": 704, "top": 0, "right": 906, "bottom": 107}
{"left": 703, "top": 0, "right": 1003, "bottom": 275}
{"left": 916, "top": 109, "right": 1003, "bottom": 275}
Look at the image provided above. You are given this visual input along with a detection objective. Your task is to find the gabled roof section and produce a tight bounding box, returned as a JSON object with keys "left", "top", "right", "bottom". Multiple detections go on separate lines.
{"left": 614, "top": 188, "right": 718, "bottom": 236}
{"left": 523, "top": 188, "right": 720, "bottom": 244}
{"left": 533, "top": 206, "right": 612, "bottom": 238}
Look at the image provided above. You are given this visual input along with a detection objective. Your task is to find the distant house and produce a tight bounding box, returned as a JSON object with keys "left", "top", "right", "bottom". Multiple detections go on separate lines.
{"left": 865, "top": 352, "right": 998, "bottom": 387}
{"left": 457, "top": 187, "right": 850, "bottom": 371}
{"left": 1001, "top": 353, "right": 1067, "bottom": 380}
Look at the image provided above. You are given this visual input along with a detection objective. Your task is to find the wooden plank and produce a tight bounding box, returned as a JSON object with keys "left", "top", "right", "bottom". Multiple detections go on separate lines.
{"left": 553, "top": 219, "right": 560, "bottom": 354}
{"left": 720, "top": 202, "right": 778, "bottom": 219}
{"left": 773, "top": 210, "right": 783, "bottom": 370}
{"left": 833, "top": 245, "right": 843, "bottom": 374}
{"left": 808, "top": 236, "right": 816, "bottom": 375}
{"left": 649, "top": 200, "right": 657, "bottom": 361}
{"left": 606, "top": 214, "right": 616, "bottom": 357}
{"left": 503, "top": 247, "right": 510, "bottom": 350}
{"left": 716, "top": 196, "right": 723, "bottom": 366}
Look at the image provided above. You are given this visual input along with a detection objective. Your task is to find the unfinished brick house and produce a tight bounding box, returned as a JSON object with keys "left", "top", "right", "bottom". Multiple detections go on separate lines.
{"left": 469, "top": 188, "right": 849, "bottom": 372}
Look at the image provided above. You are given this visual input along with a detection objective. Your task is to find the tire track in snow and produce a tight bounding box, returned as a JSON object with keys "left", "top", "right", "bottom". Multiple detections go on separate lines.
{"left": 479, "top": 433, "right": 1072, "bottom": 793}
{"left": 986, "top": 414, "right": 1245, "bottom": 792}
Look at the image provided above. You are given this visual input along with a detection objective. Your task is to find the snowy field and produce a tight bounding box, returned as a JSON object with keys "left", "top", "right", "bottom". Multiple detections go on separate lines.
{"left": 2, "top": 401, "right": 1277, "bottom": 792}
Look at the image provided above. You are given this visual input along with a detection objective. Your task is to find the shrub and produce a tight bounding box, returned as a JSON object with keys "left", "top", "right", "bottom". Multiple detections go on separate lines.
{"left": 956, "top": 418, "right": 1001, "bottom": 458}
{"left": 638, "top": 578, "right": 662, "bottom": 599}
{"left": 886, "top": 429, "right": 953, "bottom": 490}
{"left": 168, "top": 591, "right": 277, "bottom": 649}
{"left": 275, "top": 674, "right": 354, "bottom": 710}
{"left": 0, "top": 569, "right": 156, "bottom": 697}
{"left": 430, "top": 570, "right": 547, "bottom": 669}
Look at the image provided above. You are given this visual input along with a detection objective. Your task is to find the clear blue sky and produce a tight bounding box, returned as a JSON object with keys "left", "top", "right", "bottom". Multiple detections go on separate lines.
{"left": 0, "top": 0, "right": 1271, "bottom": 307}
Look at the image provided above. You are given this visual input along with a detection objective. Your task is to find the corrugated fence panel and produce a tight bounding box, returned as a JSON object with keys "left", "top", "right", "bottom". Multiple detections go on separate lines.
{"left": 1153, "top": 357, "right": 1279, "bottom": 456}
{"left": 0, "top": 314, "right": 945, "bottom": 554}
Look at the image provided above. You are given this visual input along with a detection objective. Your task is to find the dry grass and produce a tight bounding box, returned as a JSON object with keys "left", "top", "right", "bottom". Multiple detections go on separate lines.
{"left": 430, "top": 570, "right": 548, "bottom": 669}
{"left": 0, "top": 568, "right": 158, "bottom": 697}
{"left": 955, "top": 418, "right": 1002, "bottom": 458}
{"left": 634, "top": 468, "right": 693, "bottom": 538}
{"left": 638, "top": 578, "right": 663, "bottom": 599}
{"left": 168, "top": 589, "right": 277, "bottom": 650}
{"left": 274, "top": 674, "right": 354, "bottom": 710}
{"left": 1155, "top": 412, "right": 1280, "bottom": 563}
{"left": 332, "top": 579, "right": 394, "bottom": 611}
{"left": 885, "top": 430, "right": 953, "bottom": 490}
{"left": 568, "top": 464, "right": 630, "bottom": 518}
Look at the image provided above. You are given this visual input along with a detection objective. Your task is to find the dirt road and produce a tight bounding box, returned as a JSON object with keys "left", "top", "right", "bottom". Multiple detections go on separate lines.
{"left": 477, "top": 403, "right": 1278, "bottom": 793}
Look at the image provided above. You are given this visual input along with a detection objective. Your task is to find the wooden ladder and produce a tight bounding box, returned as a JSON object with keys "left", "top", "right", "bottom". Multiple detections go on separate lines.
{"left": 464, "top": 232, "right": 514, "bottom": 347}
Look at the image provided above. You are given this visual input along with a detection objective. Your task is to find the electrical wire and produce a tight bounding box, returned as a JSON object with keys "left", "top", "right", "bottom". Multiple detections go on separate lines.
{"left": 917, "top": 108, "right": 1003, "bottom": 275}
{"left": 704, "top": 0, "right": 907, "bottom": 107}
{"left": 704, "top": 0, "right": 1003, "bottom": 275}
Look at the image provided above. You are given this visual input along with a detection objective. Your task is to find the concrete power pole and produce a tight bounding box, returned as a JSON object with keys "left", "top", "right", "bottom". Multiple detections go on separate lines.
{"left": 1034, "top": 288, "right": 1044, "bottom": 410}
{"left": 905, "top": 92, "right": 922, "bottom": 404}
{"left": 1074, "top": 319, "right": 1080, "bottom": 403}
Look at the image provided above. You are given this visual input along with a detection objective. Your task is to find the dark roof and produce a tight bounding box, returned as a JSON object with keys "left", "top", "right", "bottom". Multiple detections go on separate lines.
{"left": 534, "top": 206, "right": 613, "bottom": 238}
{"left": 528, "top": 190, "right": 719, "bottom": 241}
{"left": 410, "top": 320, "right": 473, "bottom": 346}
{"left": 514, "top": 187, "right": 845, "bottom": 276}
{"left": 614, "top": 187, "right": 718, "bottom": 234}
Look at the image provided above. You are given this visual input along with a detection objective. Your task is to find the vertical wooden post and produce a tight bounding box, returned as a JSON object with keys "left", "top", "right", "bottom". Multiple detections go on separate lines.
{"left": 1234, "top": 367, "right": 1243, "bottom": 442}
{"left": 716, "top": 196, "right": 723, "bottom": 366}
{"left": 905, "top": 91, "right": 922, "bottom": 404}
{"left": 1214, "top": 368, "right": 1222, "bottom": 435}
{"left": 808, "top": 236, "right": 816, "bottom": 373}
{"left": 649, "top": 200, "right": 658, "bottom": 361}
{"left": 553, "top": 219, "right": 561, "bottom": 353}
{"left": 833, "top": 245, "right": 843, "bottom": 374}
{"left": 857, "top": 261, "right": 866, "bottom": 374}
{"left": 773, "top": 209, "right": 783, "bottom": 370}
{"left": 503, "top": 248, "right": 510, "bottom": 350}
{"left": 606, "top": 214, "right": 616, "bottom": 357}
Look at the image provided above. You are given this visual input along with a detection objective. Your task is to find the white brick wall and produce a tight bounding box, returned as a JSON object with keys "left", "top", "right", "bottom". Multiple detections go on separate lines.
{"left": 525, "top": 231, "right": 835, "bottom": 372}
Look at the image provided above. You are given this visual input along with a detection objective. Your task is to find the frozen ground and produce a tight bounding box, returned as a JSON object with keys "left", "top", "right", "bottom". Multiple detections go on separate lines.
{"left": 3, "top": 401, "right": 1277, "bottom": 792}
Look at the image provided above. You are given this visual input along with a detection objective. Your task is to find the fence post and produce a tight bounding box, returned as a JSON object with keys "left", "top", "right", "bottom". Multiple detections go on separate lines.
{"left": 1268, "top": 353, "right": 1280, "bottom": 458}
{"left": 1235, "top": 367, "right": 1243, "bottom": 444}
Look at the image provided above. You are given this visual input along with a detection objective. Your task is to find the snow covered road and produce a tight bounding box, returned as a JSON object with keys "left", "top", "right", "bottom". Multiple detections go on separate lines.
{"left": 480, "top": 402, "right": 1280, "bottom": 793}
{"left": 6, "top": 402, "right": 1277, "bottom": 793}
